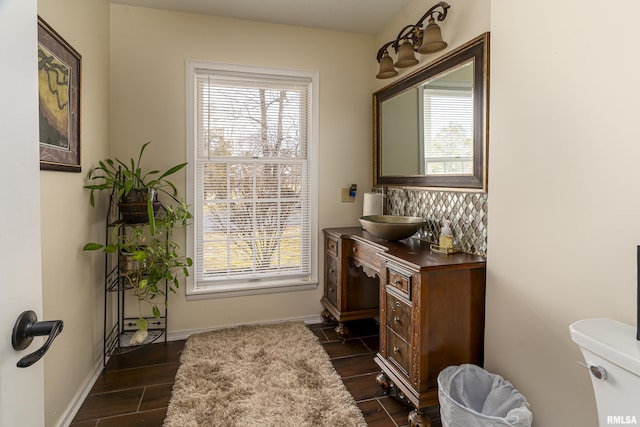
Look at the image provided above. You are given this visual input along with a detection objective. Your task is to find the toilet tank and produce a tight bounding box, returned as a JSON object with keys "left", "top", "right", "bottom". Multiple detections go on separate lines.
{"left": 570, "top": 318, "right": 640, "bottom": 426}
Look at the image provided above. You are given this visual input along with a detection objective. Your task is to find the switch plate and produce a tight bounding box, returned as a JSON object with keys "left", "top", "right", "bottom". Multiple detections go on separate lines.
{"left": 341, "top": 188, "right": 355, "bottom": 203}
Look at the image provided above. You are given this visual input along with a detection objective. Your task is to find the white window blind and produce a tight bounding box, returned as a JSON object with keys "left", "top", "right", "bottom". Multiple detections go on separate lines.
{"left": 188, "top": 64, "right": 316, "bottom": 296}
{"left": 421, "top": 86, "right": 473, "bottom": 174}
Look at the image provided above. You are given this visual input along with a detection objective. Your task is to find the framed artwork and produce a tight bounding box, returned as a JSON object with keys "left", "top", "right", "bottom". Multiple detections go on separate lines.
{"left": 37, "top": 16, "right": 81, "bottom": 172}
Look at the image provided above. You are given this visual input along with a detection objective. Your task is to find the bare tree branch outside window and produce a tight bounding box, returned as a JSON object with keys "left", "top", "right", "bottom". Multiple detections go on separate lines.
{"left": 198, "top": 80, "right": 308, "bottom": 280}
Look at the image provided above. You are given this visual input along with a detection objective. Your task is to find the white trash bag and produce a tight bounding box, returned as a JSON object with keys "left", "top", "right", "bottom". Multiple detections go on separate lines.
{"left": 437, "top": 364, "right": 533, "bottom": 427}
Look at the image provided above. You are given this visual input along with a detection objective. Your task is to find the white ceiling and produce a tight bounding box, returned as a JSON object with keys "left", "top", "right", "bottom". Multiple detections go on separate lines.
{"left": 110, "top": 0, "right": 411, "bottom": 35}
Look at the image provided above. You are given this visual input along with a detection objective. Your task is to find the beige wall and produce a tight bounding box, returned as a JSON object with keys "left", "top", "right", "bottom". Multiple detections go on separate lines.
{"left": 37, "top": 0, "right": 110, "bottom": 425}
{"left": 489, "top": 1, "right": 640, "bottom": 425}
{"left": 109, "top": 5, "right": 374, "bottom": 333}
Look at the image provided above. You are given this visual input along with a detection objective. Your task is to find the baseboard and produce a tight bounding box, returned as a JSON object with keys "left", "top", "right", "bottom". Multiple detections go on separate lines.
{"left": 55, "top": 355, "right": 104, "bottom": 427}
{"left": 167, "top": 314, "right": 324, "bottom": 341}
{"left": 55, "top": 314, "right": 324, "bottom": 426}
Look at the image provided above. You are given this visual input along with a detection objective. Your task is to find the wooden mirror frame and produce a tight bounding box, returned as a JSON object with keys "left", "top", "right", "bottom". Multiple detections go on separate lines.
{"left": 374, "top": 32, "right": 489, "bottom": 191}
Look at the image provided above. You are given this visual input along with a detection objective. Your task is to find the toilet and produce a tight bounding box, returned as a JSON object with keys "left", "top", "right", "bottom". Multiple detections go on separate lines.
{"left": 569, "top": 318, "right": 640, "bottom": 426}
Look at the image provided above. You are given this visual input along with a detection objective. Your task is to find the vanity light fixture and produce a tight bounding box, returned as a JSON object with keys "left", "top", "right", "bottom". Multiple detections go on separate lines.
{"left": 375, "top": 1, "right": 450, "bottom": 79}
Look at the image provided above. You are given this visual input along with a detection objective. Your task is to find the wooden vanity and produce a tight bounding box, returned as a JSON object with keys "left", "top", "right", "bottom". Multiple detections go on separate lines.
{"left": 320, "top": 227, "right": 386, "bottom": 337}
{"left": 321, "top": 227, "right": 486, "bottom": 426}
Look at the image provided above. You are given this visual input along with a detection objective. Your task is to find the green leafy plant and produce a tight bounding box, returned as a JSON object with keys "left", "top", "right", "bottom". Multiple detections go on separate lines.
{"left": 84, "top": 142, "right": 192, "bottom": 343}
{"left": 84, "top": 141, "right": 187, "bottom": 232}
{"left": 84, "top": 200, "right": 192, "bottom": 343}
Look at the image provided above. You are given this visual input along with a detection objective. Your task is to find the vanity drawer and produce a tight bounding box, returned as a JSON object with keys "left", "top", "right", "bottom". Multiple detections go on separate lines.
{"left": 350, "top": 240, "right": 381, "bottom": 270}
{"left": 386, "top": 292, "right": 411, "bottom": 341}
{"left": 387, "top": 265, "right": 412, "bottom": 297}
{"left": 326, "top": 235, "right": 338, "bottom": 257}
{"left": 325, "top": 255, "right": 338, "bottom": 305}
{"left": 386, "top": 328, "right": 410, "bottom": 377}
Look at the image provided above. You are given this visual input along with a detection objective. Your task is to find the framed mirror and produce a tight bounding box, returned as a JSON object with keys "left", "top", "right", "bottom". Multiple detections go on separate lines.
{"left": 374, "top": 32, "right": 489, "bottom": 191}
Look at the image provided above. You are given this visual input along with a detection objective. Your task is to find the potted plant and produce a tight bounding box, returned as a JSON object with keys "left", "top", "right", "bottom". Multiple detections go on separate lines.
{"left": 84, "top": 141, "right": 187, "bottom": 230}
{"left": 85, "top": 198, "right": 192, "bottom": 345}
{"left": 84, "top": 142, "right": 192, "bottom": 345}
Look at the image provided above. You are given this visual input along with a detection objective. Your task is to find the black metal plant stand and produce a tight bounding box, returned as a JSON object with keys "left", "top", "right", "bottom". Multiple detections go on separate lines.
{"left": 102, "top": 187, "right": 168, "bottom": 368}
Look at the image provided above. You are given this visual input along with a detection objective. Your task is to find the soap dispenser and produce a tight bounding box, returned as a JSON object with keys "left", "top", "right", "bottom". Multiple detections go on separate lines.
{"left": 439, "top": 219, "right": 453, "bottom": 250}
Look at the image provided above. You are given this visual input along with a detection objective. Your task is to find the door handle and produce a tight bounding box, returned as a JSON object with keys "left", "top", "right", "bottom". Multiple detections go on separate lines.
{"left": 11, "top": 310, "right": 64, "bottom": 368}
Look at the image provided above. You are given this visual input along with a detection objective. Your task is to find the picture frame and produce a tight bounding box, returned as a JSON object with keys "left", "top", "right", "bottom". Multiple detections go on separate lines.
{"left": 37, "top": 16, "right": 81, "bottom": 172}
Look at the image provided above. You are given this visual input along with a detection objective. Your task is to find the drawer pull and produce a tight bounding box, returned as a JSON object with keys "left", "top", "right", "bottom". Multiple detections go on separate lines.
{"left": 393, "top": 346, "right": 400, "bottom": 355}
{"left": 391, "top": 302, "right": 400, "bottom": 312}
{"left": 393, "top": 316, "right": 401, "bottom": 325}
{"left": 393, "top": 279, "right": 401, "bottom": 285}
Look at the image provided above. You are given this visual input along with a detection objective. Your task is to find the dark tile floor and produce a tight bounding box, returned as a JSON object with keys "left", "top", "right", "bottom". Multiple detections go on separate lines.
{"left": 310, "top": 320, "right": 442, "bottom": 427}
{"left": 70, "top": 319, "right": 441, "bottom": 426}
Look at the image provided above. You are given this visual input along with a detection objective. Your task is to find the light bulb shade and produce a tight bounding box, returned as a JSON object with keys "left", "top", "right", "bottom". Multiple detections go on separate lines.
{"left": 394, "top": 41, "right": 419, "bottom": 68}
{"left": 376, "top": 54, "right": 398, "bottom": 79}
{"left": 418, "top": 18, "right": 447, "bottom": 54}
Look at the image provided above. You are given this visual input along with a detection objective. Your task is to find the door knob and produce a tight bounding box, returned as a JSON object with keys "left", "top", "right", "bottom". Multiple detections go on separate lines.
{"left": 11, "top": 310, "right": 63, "bottom": 368}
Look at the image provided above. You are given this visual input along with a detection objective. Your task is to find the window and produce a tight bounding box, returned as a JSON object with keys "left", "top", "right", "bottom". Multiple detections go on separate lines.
{"left": 419, "top": 62, "right": 474, "bottom": 176}
{"left": 186, "top": 61, "right": 318, "bottom": 298}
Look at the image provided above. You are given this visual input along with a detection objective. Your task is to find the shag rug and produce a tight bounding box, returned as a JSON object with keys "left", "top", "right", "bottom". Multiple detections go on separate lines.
{"left": 164, "top": 321, "right": 367, "bottom": 427}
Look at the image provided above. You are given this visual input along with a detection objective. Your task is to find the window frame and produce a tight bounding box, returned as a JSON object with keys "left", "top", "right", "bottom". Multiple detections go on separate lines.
{"left": 185, "top": 60, "right": 319, "bottom": 299}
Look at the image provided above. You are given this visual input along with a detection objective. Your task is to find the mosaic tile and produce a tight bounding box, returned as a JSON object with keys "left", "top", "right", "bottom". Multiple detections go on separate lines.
{"left": 386, "top": 189, "right": 488, "bottom": 256}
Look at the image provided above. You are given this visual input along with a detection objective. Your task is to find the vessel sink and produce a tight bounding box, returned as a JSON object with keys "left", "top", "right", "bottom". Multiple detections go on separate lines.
{"left": 359, "top": 215, "right": 425, "bottom": 241}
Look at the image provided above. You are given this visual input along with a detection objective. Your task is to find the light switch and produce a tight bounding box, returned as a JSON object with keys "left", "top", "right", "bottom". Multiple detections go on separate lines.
{"left": 341, "top": 188, "right": 355, "bottom": 202}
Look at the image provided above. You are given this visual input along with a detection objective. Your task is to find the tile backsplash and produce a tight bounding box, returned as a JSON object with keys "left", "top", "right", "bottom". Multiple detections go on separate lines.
{"left": 385, "top": 188, "right": 488, "bottom": 256}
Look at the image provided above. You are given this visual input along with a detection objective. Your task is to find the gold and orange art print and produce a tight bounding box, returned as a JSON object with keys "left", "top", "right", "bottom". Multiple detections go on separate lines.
{"left": 37, "top": 17, "right": 81, "bottom": 172}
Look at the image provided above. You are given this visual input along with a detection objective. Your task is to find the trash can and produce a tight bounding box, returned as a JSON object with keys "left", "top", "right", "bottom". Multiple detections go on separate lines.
{"left": 437, "top": 364, "right": 533, "bottom": 427}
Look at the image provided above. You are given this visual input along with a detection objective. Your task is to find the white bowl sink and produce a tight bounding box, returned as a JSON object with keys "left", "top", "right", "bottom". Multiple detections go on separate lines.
{"left": 359, "top": 215, "right": 425, "bottom": 241}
